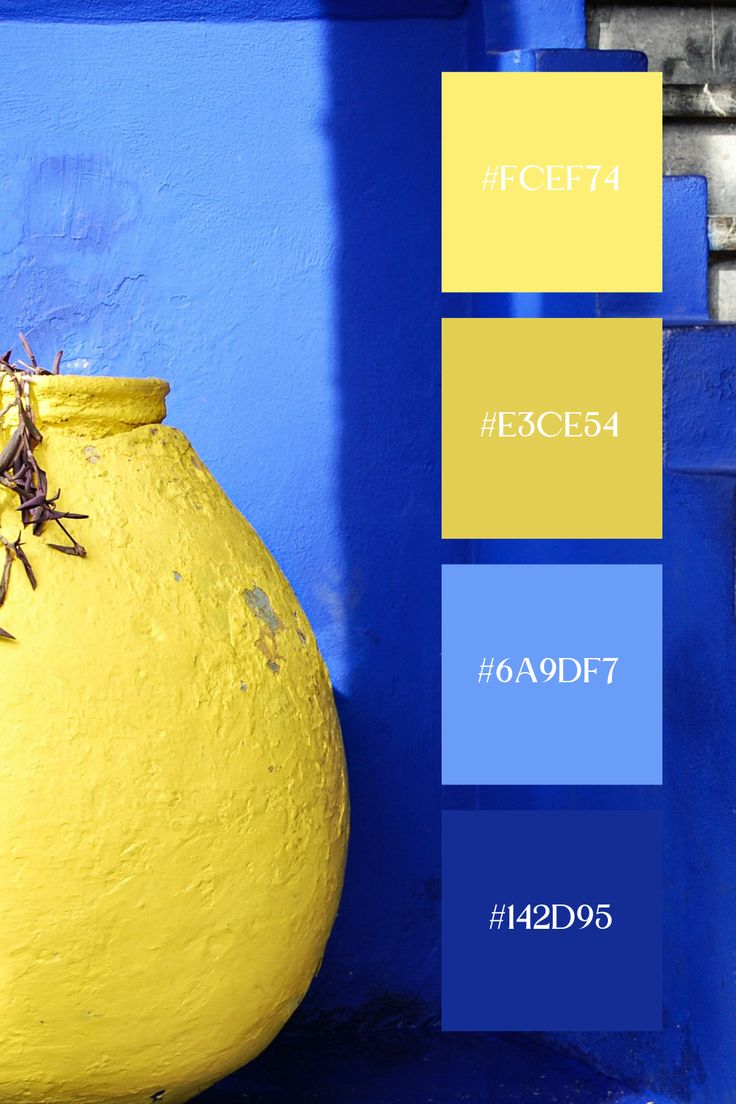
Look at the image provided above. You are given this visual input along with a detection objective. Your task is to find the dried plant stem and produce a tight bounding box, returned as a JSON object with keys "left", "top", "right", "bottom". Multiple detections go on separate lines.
{"left": 0, "top": 338, "right": 88, "bottom": 640}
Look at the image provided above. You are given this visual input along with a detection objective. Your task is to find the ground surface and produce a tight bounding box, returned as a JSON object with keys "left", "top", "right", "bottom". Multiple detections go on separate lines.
{"left": 193, "top": 1029, "right": 647, "bottom": 1103}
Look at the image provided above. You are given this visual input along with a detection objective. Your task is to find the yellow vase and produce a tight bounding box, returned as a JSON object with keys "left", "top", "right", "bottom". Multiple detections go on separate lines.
{"left": 0, "top": 376, "right": 349, "bottom": 1104}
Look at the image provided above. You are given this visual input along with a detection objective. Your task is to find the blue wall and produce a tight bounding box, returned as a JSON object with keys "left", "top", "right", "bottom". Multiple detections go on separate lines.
{"left": 0, "top": 1, "right": 466, "bottom": 19}
{"left": 0, "top": 19, "right": 350, "bottom": 679}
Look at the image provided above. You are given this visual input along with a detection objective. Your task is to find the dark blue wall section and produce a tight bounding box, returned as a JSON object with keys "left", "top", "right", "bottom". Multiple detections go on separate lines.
{"left": 0, "top": 0, "right": 466, "bottom": 20}
{"left": 311, "top": 15, "right": 470, "bottom": 1017}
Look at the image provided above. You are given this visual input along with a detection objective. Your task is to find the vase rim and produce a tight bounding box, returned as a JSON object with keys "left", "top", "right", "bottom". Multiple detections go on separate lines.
{"left": 1, "top": 374, "right": 170, "bottom": 434}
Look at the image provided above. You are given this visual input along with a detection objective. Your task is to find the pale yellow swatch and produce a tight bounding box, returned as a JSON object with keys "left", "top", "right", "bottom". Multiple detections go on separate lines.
{"left": 442, "top": 72, "right": 662, "bottom": 292}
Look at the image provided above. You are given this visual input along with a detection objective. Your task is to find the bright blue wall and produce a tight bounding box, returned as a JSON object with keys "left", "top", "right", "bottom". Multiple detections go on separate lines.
{"left": 0, "top": 19, "right": 350, "bottom": 676}
{"left": 0, "top": 1, "right": 466, "bottom": 19}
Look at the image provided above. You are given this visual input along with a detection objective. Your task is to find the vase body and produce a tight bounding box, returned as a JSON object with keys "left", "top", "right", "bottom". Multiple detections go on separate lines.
{"left": 0, "top": 377, "right": 348, "bottom": 1104}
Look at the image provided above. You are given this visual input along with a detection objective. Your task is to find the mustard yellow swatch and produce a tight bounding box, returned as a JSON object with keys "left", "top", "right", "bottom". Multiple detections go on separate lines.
{"left": 442, "top": 317, "right": 662, "bottom": 539}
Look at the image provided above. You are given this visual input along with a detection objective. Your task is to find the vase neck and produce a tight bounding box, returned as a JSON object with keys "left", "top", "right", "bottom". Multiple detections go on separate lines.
{"left": 0, "top": 376, "right": 169, "bottom": 438}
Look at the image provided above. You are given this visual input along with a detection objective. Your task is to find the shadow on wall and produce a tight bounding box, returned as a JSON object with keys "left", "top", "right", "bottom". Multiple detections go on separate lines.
{"left": 313, "top": 14, "right": 469, "bottom": 1017}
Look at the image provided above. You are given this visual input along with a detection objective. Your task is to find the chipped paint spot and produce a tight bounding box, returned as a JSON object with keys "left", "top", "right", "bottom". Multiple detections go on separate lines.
{"left": 172, "top": 571, "right": 181, "bottom": 582}
{"left": 292, "top": 611, "right": 307, "bottom": 646}
{"left": 240, "top": 681, "right": 248, "bottom": 692}
{"left": 244, "top": 585, "right": 282, "bottom": 632}
{"left": 244, "top": 587, "right": 285, "bottom": 673}
{"left": 83, "top": 445, "right": 100, "bottom": 464}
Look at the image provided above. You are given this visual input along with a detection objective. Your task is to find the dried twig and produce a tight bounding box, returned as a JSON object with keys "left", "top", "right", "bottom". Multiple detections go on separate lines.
{"left": 0, "top": 339, "right": 87, "bottom": 640}
{"left": 18, "top": 333, "right": 37, "bottom": 368}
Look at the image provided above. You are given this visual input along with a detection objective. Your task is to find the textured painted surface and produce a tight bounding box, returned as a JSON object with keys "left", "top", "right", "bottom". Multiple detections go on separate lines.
{"left": 0, "top": 376, "right": 348, "bottom": 1103}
